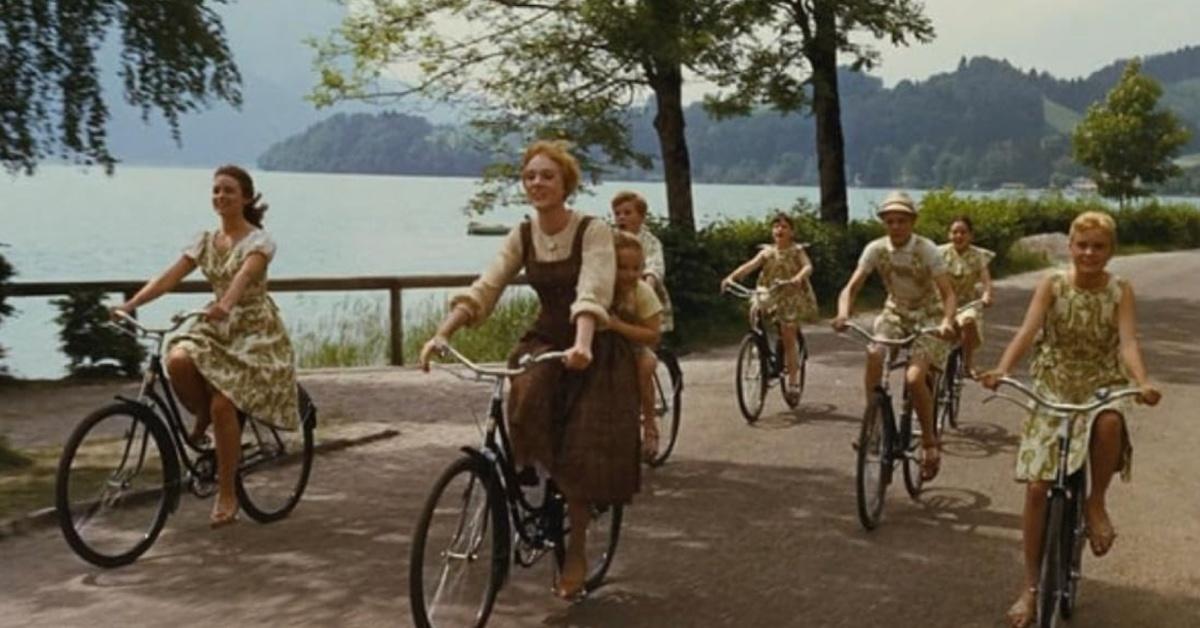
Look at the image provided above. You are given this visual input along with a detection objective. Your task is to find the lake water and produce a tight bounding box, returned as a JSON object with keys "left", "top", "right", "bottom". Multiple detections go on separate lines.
{"left": 2, "top": 165, "right": 1192, "bottom": 378}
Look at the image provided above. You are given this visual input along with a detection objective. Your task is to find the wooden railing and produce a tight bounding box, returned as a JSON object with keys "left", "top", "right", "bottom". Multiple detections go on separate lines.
{"left": 7, "top": 274, "right": 525, "bottom": 366}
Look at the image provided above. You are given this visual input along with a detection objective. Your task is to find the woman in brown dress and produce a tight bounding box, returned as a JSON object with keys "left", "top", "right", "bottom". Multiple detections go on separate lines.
{"left": 419, "top": 140, "right": 640, "bottom": 599}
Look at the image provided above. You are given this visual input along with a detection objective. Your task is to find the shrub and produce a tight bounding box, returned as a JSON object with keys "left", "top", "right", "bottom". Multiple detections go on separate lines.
{"left": 0, "top": 246, "right": 14, "bottom": 373}
{"left": 52, "top": 290, "right": 145, "bottom": 378}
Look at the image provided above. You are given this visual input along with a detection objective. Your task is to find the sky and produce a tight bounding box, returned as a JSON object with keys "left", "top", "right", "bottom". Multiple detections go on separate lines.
{"left": 869, "top": 0, "right": 1200, "bottom": 85}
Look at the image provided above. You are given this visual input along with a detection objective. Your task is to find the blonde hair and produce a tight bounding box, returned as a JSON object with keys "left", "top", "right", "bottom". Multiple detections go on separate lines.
{"left": 611, "top": 190, "right": 648, "bottom": 216}
{"left": 521, "top": 140, "right": 582, "bottom": 198}
{"left": 612, "top": 231, "right": 644, "bottom": 314}
{"left": 1069, "top": 210, "right": 1117, "bottom": 245}
{"left": 613, "top": 230, "right": 645, "bottom": 267}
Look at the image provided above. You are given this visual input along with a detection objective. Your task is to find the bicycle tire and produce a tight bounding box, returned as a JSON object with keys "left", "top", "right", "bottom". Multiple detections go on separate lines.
{"left": 943, "top": 349, "right": 962, "bottom": 430}
{"left": 647, "top": 349, "right": 683, "bottom": 467}
{"left": 554, "top": 502, "right": 624, "bottom": 594}
{"left": 1037, "top": 495, "right": 1066, "bottom": 628}
{"left": 55, "top": 402, "right": 179, "bottom": 568}
{"left": 900, "top": 400, "right": 925, "bottom": 499}
{"left": 855, "top": 394, "right": 889, "bottom": 530}
{"left": 410, "top": 455, "right": 507, "bottom": 628}
{"left": 735, "top": 334, "right": 766, "bottom": 423}
{"left": 1061, "top": 473, "right": 1087, "bottom": 619}
{"left": 236, "top": 385, "right": 316, "bottom": 522}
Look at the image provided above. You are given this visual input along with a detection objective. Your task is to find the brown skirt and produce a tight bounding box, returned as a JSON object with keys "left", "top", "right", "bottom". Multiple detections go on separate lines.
{"left": 506, "top": 330, "right": 641, "bottom": 505}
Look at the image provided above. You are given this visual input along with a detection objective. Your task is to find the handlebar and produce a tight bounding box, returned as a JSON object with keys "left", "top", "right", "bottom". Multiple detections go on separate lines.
{"left": 836, "top": 321, "right": 945, "bottom": 348}
{"left": 433, "top": 340, "right": 567, "bottom": 379}
{"left": 956, "top": 298, "right": 986, "bottom": 314}
{"left": 108, "top": 309, "right": 208, "bottom": 339}
{"left": 722, "top": 280, "right": 791, "bottom": 300}
{"left": 984, "top": 376, "right": 1142, "bottom": 415}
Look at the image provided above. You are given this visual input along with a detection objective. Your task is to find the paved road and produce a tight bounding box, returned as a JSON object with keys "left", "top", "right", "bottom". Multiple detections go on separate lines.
{"left": 2, "top": 251, "right": 1199, "bottom": 627}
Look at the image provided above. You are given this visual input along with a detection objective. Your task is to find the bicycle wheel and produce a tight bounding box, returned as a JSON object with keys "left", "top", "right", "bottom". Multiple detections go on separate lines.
{"left": 942, "top": 350, "right": 962, "bottom": 430}
{"left": 900, "top": 400, "right": 925, "bottom": 499}
{"left": 647, "top": 349, "right": 682, "bottom": 467}
{"left": 855, "top": 394, "right": 889, "bottom": 530}
{"left": 1061, "top": 474, "right": 1087, "bottom": 619}
{"left": 555, "top": 502, "right": 624, "bottom": 594}
{"left": 236, "top": 385, "right": 316, "bottom": 523}
{"left": 410, "top": 456, "right": 506, "bottom": 628}
{"left": 779, "top": 333, "right": 807, "bottom": 409}
{"left": 55, "top": 402, "right": 179, "bottom": 568}
{"left": 735, "top": 334, "right": 766, "bottom": 423}
{"left": 1037, "top": 495, "right": 1067, "bottom": 628}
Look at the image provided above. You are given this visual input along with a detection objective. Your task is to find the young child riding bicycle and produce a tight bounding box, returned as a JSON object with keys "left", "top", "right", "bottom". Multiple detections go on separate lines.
{"left": 607, "top": 232, "right": 664, "bottom": 463}
{"left": 979, "top": 211, "right": 1161, "bottom": 628}
{"left": 938, "top": 215, "right": 994, "bottom": 377}
{"left": 611, "top": 190, "right": 673, "bottom": 332}
{"left": 832, "top": 191, "right": 957, "bottom": 482}
{"left": 720, "top": 212, "right": 818, "bottom": 406}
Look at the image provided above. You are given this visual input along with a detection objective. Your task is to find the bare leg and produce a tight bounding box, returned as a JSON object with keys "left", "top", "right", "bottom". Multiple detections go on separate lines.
{"left": 959, "top": 318, "right": 980, "bottom": 376}
{"left": 557, "top": 498, "right": 590, "bottom": 598}
{"left": 209, "top": 392, "right": 242, "bottom": 524}
{"left": 781, "top": 323, "right": 800, "bottom": 384}
{"left": 1009, "top": 481, "right": 1051, "bottom": 626}
{"left": 636, "top": 351, "right": 658, "bottom": 461}
{"left": 166, "top": 348, "right": 212, "bottom": 443}
{"left": 1086, "top": 410, "right": 1125, "bottom": 556}
{"left": 906, "top": 358, "right": 939, "bottom": 479}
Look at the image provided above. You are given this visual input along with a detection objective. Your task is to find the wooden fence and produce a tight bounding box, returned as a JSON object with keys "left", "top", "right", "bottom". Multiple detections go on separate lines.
{"left": 6, "top": 274, "right": 525, "bottom": 366}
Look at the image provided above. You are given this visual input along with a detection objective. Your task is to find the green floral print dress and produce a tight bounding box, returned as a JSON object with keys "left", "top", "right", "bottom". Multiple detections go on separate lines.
{"left": 756, "top": 244, "right": 819, "bottom": 324}
{"left": 168, "top": 230, "right": 300, "bottom": 429}
{"left": 938, "top": 243, "right": 994, "bottom": 332}
{"left": 1017, "top": 271, "right": 1133, "bottom": 483}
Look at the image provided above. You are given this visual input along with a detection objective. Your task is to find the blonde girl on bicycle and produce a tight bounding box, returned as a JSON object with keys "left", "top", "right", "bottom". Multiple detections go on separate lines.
{"left": 608, "top": 232, "right": 664, "bottom": 462}
{"left": 720, "top": 213, "right": 817, "bottom": 406}
{"left": 979, "top": 211, "right": 1161, "bottom": 627}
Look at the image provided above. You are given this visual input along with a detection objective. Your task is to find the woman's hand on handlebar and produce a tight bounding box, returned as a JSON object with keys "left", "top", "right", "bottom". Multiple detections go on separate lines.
{"left": 719, "top": 276, "right": 734, "bottom": 292}
{"left": 419, "top": 335, "right": 448, "bottom": 372}
{"left": 937, "top": 317, "right": 957, "bottom": 340}
{"left": 1137, "top": 383, "right": 1162, "bottom": 406}
{"left": 204, "top": 302, "right": 230, "bottom": 322}
{"left": 982, "top": 292, "right": 994, "bottom": 308}
{"left": 563, "top": 343, "right": 592, "bottom": 371}
{"left": 977, "top": 369, "right": 1005, "bottom": 390}
{"left": 831, "top": 313, "right": 850, "bottom": 333}
{"left": 109, "top": 303, "right": 136, "bottom": 322}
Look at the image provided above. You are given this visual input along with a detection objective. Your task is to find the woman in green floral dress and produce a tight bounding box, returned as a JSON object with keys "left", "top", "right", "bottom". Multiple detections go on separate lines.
{"left": 981, "top": 211, "right": 1161, "bottom": 628}
{"left": 721, "top": 213, "right": 818, "bottom": 405}
{"left": 938, "top": 215, "right": 994, "bottom": 376}
{"left": 114, "top": 165, "right": 299, "bottom": 528}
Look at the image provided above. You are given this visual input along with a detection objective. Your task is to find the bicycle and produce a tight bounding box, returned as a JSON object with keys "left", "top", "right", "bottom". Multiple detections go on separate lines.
{"left": 723, "top": 281, "right": 809, "bottom": 423}
{"left": 645, "top": 346, "right": 683, "bottom": 467}
{"left": 410, "top": 342, "right": 622, "bottom": 628}
{"left": 54, "top": 310, "right": 316, "bottom": 568}
{"left": 984, "top": 377, "right": 1141, "bottom": 628}
{"left": 837, "top": 321, "right": 946, "bottom": 530}
{"left": 935, "top": 298, "right": 986, "bottom": 433}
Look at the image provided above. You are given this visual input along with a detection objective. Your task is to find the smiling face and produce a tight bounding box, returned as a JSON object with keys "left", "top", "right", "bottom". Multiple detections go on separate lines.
{"left": 612, "top": 200, "right": 645, "bottom": 233}
{"left": 616, "top": 246, "right": 643, "bottom": 293}
{"left": 521, "top": 154, "right": 567, "bottom": 212}
{"left": 212, "top": 174, "right": 248, "bottom": 219}
{"left": 880, "top": 211, "right": 915, "bottom": 245}
{"left": 771, "top": 218, "right": 794, "bottom": 246}
{"left": 949, "top": 220, "right": 972, "bottom": 251}
{"left": 1069, "top": 227, "right": 1114, "bottom": 275}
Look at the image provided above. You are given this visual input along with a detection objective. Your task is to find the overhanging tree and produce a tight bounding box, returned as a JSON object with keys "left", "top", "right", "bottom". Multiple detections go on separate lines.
{"left": 0, "top": 0, "right": 242, "bottom": 174}
{"left": 1072, "top": 58, "right": 1192, "bottom": 206}
{"left": 709, "top": 0, "right": 934, "bottom": 224}
{"left": 312, "top": 0, "right": 780, "bottom": 232}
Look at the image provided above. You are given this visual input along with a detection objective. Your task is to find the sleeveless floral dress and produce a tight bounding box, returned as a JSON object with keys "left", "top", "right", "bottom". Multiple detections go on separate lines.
{"left": 1017, "top": 271, "right": 1133, "bottom": 482}
{"left": 756, "top": 244, "right": 818, "bottom": 324}
{"left": 168, "top": 230, "right": 300, "bottom": 429}
{"left": 938, "top": 243, "right": 993, "bottom": 334}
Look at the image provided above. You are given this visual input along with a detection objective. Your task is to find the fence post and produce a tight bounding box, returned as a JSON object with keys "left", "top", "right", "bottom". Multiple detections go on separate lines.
{"left": 389, "top": 286, "right": 403, "bottom": 366}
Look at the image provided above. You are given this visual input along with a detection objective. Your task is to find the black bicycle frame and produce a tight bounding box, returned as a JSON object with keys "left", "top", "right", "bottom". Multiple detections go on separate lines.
{"left": 115, "top": 354, "right": 212, "bottom": 483}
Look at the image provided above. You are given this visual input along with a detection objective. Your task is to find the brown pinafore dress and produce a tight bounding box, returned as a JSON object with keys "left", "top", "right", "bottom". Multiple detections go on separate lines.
{"left": 506, "top": 216, "right": 641, "bottom": 505}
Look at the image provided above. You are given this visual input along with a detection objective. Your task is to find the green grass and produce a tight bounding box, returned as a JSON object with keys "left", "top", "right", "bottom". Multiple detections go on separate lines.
{"left": 402, "top": 292, "right": 538, "bottom": 364}
{"left": 0, "top": 435, "right": 33, "bottom": 472}
{"left": 1043, "top": 97, "right": 1082, "bottom": 135}
{"left": 0, "top": 440, "right": 54, "bottom": 520}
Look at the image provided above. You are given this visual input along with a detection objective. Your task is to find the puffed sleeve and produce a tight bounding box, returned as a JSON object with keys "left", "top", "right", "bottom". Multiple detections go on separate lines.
{"left": 634, "top": 280, "right": 663, "bottom": 321}
{"left": 241, "top": 230, "right": 277, "bottom": 262}
{"left": 571, "top": 219, "right": 615, "bottom": 326}
{"left": 181, "top": 231, "right": 206, "bottom": 260}
{"left": 450, "top": 225, "right": 524, "bottom": 326}
{"left": 975, "top": 245, "right": 996, "bottom": 266}
{"left": 857, "top": 239, "right": 880, "bottom": 272}
{"left": 920, "top": 238, "right": 947, "bottom": 275}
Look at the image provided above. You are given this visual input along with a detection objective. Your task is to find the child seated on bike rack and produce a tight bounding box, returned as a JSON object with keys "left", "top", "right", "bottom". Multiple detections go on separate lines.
{"left": 720, "top": 212, "right": 818, "bottom": 406}
{"left": 611, "top": 190, "right": 673, "bottom": 334}
{"left": 608, "top": 232, "right": 664, "bottom": 463}
{"left": 833, "top": 191, "right": 957, "bottom": 482}
{"left": 979, "top": 210, "right": 1161, "bottom": 628}
{"left": 938, "top": 215, "right": 995, "bottom": 377}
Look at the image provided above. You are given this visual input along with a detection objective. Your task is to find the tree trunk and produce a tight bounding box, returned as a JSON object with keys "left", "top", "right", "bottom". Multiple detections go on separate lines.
{"left": 650, "top": 67, "right": 696, "bottom": 232}
{"left": 808, "top": 2, "right": 850, "bottom": 225}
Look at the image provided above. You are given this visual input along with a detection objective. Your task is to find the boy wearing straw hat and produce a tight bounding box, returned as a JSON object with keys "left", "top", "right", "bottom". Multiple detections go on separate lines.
{"left": 832, "top": 191, "right": 957, "bottom": 481}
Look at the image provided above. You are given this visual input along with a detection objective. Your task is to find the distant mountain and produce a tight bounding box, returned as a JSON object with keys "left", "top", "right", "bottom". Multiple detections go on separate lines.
{"left": 258, "top": 44, "right": 1200, "bottom": 192}
{"left": 100, "top": 0, "right": 456, "bottom": 167}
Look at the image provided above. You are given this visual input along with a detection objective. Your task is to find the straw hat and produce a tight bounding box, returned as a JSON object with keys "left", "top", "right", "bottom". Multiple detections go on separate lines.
{"left": 877, "top": 190, "right": 917, "bottom": 216}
